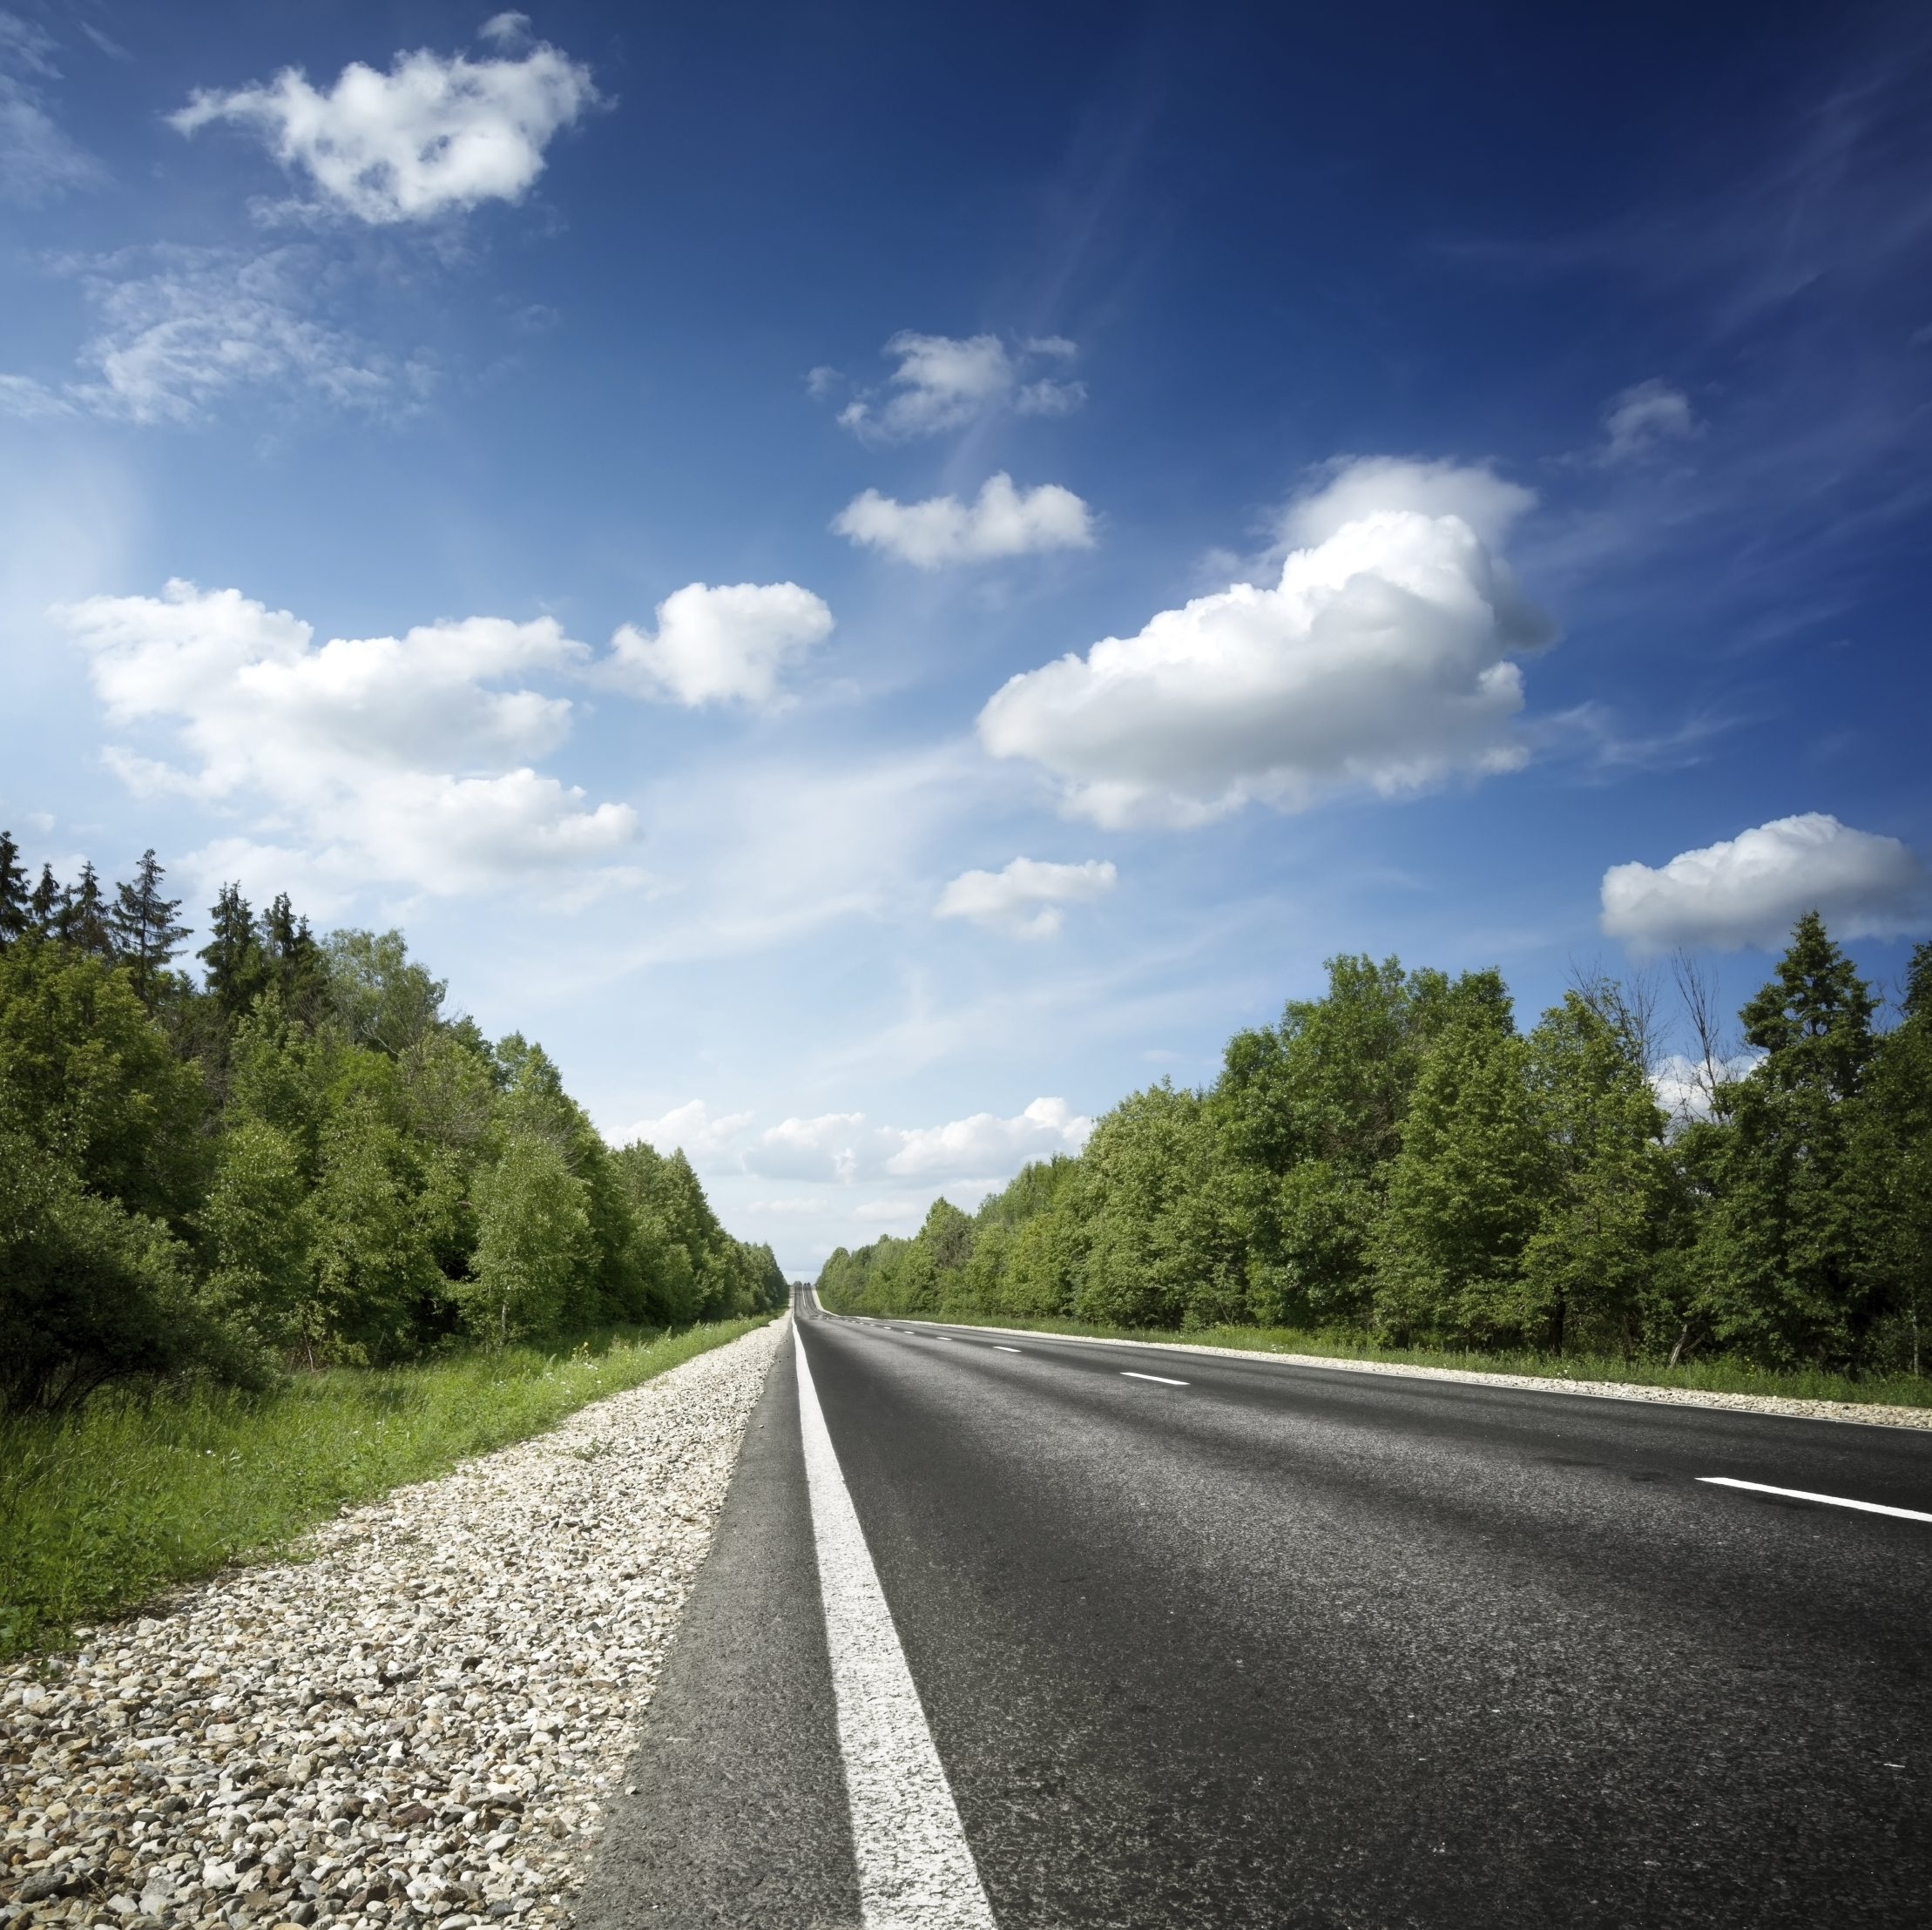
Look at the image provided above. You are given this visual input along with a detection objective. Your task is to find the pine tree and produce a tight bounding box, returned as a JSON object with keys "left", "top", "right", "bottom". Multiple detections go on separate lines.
{"left": 0, "top": 832, "right": 28, "bottom": 947}
{"left": 29, "top": 864, "right": 62, "bottom": 938}
{"left": 64, "top": 861, "right": 116, "bottom": 957}
{"left": 199, "top": 882, "right": 269, "bottom": 1022}
{"left": 259, "top": 891, "right": 328, "bottom": 1020}
{"left": 1694, "top": 911, "right": 1879, "bottom": 1367}
{"left": 111, "top": 849, "right": 192, "bottom": 1001}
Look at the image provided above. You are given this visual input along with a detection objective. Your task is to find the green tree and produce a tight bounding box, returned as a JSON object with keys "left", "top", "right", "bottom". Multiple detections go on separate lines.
{"left": 1372, "top": 989, "right": 1548, "bottom": 1346}
{"left": 463, "top": 1130, "right": 593, "bottom": 1345}
{"left": 328, "top": 928, "right": 447, "bottom": 1055}
{"left": 1691, "top": 913, "right": 1879, "bottom": 1367}
{"left": 1518, "top": 988, "right": 1680, "bottom": 1354}
{"left": 0, "top": 832, "right": 29, "bottom": 947}
{"left": 1858, "top": 943, "right": 1932, "bottom": 1374}
{"left": 200, "top": 883, "right": 270, "bottom": 1023}
{"left": 111, "top": 850, "right": 192, "bottom": 1002}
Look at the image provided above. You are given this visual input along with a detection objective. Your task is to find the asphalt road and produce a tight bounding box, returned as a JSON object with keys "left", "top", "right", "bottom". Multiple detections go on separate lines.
{"left": 580, "top": 1296, "right": 1932, "bottom": 1927}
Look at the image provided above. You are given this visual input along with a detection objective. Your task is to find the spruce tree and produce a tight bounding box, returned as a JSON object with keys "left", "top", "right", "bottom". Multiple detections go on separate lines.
{"left": 112, "top": 849, "right": 192, "bottom": 1002}
{"left": 1695, "top": 911, "right": 1878, "bottom": 1367}
{"left": 0, "top": 832, "right": 28, "bottom": 947}
{"left": 260, "top": 891, "right": 328, "bottom": 1021}
{"left": 64, "top": 860, "right": 116, "bottom": 957}
{"left": 199, "top": 882, "right": 269, "bottom": 1022}
{"left": 29, "top": 864, "right": 62, "bottom": 938}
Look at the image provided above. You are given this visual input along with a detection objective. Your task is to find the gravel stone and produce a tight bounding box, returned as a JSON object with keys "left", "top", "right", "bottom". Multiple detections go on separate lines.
{"left": 1, "top": 1320, "right": 784, "bottom": 1930}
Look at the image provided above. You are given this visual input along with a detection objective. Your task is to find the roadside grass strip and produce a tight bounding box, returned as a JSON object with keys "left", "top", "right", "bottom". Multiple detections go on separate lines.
{"left": 1697, "top": 1476, "right": 1932, "bottom": 1522}
{"left": 0, "top": 1317, "right": 770, "bottom": 1658}
{"left": 793, "top": 1320, "right": 997, "bottom": 1930}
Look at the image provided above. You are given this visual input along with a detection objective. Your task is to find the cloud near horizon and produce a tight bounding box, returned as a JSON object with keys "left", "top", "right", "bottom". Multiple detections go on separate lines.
{"left": 62, "top": 579, "right": 634, "bottom": 896}
{"left": 743, "top": 1097, "right": 1092, "bottom": 1185}
{"left": 977, "top": 456, "right": 1556, "bottom": 827}
{"left": 935, "top": 856, "right": 1116, "bottom": 939}
{"left": 1600, "top": 813, "right": 1929, "bottom": 953}
{"left": 834, "top": 472, "right": 1094, "bottom": 568}
{"left": 171, "top": 33, "right": 598, "bottom": 224}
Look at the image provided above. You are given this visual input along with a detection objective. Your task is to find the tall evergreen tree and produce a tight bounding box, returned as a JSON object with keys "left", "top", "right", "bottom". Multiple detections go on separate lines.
{"left": 1855, "top": 941, "right": 1932, "bottom": 1375}
{"left": 259, "top": 891, "right": 328, "bottom": 1020}
{"left": 29, "top": 864, "right": 63, "bottom": 939}
{"left": 0, "top": 832, "right": 28, "bottom": 947}
{"left": 112, "top": 850, "right": 192, "bottom": 1000}
{"left": 199, "top": 882, "right": 269, "bottom": 1022}
{"left": 1694, "top": 912, "right": 1879, "bottom": 1367}
{"left": 63, "top": 861, "right": 117, "bottom": 957}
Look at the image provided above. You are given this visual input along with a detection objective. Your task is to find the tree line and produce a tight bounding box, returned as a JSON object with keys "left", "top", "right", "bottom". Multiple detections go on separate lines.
{"left": 0, "top": 832, "right": 785, "bottom": 1414}
{"left": 819, "top": 914, "right": 1932, "bottom": 1378}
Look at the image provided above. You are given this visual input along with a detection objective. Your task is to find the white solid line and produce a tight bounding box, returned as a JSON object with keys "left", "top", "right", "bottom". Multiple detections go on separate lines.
{"left": 1122, "top": 1371, "right": 1188, "bottom": 1387}
{"left": 1698, "top": 1476, "right": 1932, "bottom": 1523}
{"left": 994, "top": 1346, "right": 1021, "bottom": 1353}
{"left": 792, "top": 1321, "right": 997, "bottom": 1929}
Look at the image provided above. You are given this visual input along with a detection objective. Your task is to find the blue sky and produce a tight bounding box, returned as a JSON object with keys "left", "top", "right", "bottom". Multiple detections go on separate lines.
{"left": 3, "top": 0, "right": 1929, "bottom": 1270}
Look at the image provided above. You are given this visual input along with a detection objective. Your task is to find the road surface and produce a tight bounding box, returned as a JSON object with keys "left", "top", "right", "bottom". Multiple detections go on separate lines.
{"left": 578, "top": 1292, "right": 1932, "bottom": 1927}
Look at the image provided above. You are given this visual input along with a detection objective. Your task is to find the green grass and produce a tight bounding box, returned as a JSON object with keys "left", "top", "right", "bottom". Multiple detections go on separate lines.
{"left": 0, "top": 1316, "right": 771, "bottom": 1660}
{"left": 828, "top": 1305, "right": 1932, "bottom": 1412}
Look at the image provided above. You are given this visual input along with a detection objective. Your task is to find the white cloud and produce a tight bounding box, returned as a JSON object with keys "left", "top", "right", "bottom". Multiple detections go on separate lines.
{"left": 977, "top": 456, "right": 1556, "bottom": 828}
{"left": 62, "top": 579, "right": 635, "bottom": 895}
{"left": 67, "top": 248, "right": 405, "bottom": 426}
{"left": 1598, "top": 380, "right": 1701, "bottom": 464}
{"left": 171, "top": 35, "right": 598, "bottom": 224}
{"left": 0, "top": 13, "right": 105, "bottom": 205}
{"left": 833, "top": 473, "right": 1095, "bottom": 568}
{"left": 882, "top": 1096, "right": 1091, "bottom": 1177}
{"left": 834, "top": 331, "right": 1084, "bottom": 441}
{"left": 745, "top": 1097, "right": 1091, "bottom": 1184}
{"left": 1651, "top": 1051, "right": 1762, "bottom": 1124}
{"left": 625, "top": 1099, "right": 754, "bottom": 1157}
{"left": 602, "top": 581, "right": 834, "bottom": 708}
{"left": 934, "top": 856, "right": 1116, "bottom": 940}
{"left": 1600, "top": 813, "right": 1929, "bottom": 954}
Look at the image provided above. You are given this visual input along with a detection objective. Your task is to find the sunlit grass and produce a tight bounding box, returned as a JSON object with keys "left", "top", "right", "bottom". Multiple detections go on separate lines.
{"left": 0, "top": 1317, "right": 771, "bottom": 1659}
{"left": 828, "top": 1303, "right": 1932, "bottom": 1412}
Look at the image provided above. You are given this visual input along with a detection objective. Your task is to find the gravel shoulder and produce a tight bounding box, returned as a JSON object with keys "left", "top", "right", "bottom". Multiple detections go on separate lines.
{"left": 1, "top": 1319, "right": 786, "bottom": 1930}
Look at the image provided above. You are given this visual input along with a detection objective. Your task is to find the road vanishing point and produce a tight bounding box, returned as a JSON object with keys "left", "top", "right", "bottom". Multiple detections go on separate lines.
{"left": 576, "top": 1291, "right": 1932, "bottom": 1927}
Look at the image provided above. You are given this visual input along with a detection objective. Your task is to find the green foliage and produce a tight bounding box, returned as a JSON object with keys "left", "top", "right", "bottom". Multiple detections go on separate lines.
{"left": 0, "top": 838, "right": 778, "bottom": 1412}
{"left": 819, "top": 919, "right": 1929, "bottom": 1384}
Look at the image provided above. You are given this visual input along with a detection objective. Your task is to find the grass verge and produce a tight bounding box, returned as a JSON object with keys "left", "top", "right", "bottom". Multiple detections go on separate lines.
{"left": 826, "top": 1305, "right": 1932, "bottom": 1411}
{"left": 0, "top": 1316, "right": 771, "bottom": 1660}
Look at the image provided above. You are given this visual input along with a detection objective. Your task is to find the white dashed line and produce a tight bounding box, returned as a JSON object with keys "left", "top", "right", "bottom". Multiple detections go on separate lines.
{"left": 994, "top": 1346, "right": 1022, "bottom": 1353}
{"left": 1121, "top": 1371, "right": 1189, "bottom": 1387}
{"left": 1698, "top": 1476, "right": 1932, "bottom": 1522}
{"left": 792, "top": 1322, "right": 998, "bottom": 1928}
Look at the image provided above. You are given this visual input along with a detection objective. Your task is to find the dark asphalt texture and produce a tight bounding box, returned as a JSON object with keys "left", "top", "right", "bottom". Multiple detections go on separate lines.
{"left": 596, "top": 1299, "right": 1932, "bottom": 1927}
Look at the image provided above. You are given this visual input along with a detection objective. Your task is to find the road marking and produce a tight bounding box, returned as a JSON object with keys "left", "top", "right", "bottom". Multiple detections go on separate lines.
{"left": 1122, "top": 1371, "right": 1189, "bottom": 1386}
{"left": 994, "top": 1346, "right": 1021, "bottom": 1353}
{"left": 792, "top": 1321, "right": 997, "bottom": 1929}
{"left": 1698, "top": 1476, "right": 1932, "bottom": 1523}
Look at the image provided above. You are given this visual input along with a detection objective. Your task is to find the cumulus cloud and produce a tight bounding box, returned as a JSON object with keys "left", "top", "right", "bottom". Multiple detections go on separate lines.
{"left": 0, "top": 13, "right": 105, "bottom": 205}
{"left": 171, "top": 34, "right": 598, "bottom": 224}
{"left": 934, "top": 856, "right": 1116, "bottom": 939}
{"left": 834, "top": 332, "right": 1084, "bottom": 441}
{"left": 832, "top": 473, "right": 1095, "bottom": 568}
{"left": 745, "top": 1099, "right": 1091, "bottom": 1185}
{"left": 1598, "top": 379, "right": 1701, "bottom": 464}
{"left": 62, "top": 580, "right": 635, "bottom": 895}
{"left": 977, "top": 456, "right": 1556, "bottom": 828}
{"left": 625, "top": 1099, "right": 754, "bottom": 1157}
{"left": 1600, "top": 813, "right": 1929, "bottom": 954}
{"left": 602, "top": 581, "right": 834, "bottom": 708}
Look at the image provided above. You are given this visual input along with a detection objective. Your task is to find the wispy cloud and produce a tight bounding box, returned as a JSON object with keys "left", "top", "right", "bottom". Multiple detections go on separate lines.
{"left": 829, "top": 332, "right": 1085, "bottom": 441}
{"left": 935, "top": 856, "right": 1116, "bottom": 939}
{"left": 0, "top": 12, "right": 105, "bottom": 206}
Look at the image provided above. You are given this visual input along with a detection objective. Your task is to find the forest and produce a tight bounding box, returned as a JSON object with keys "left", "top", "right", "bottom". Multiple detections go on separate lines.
{"left": 819, "top": 915, "right": 1932, "bottom": 1379}
{"left": 0, "top": 832, "right": 785, "bottom": 1415}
